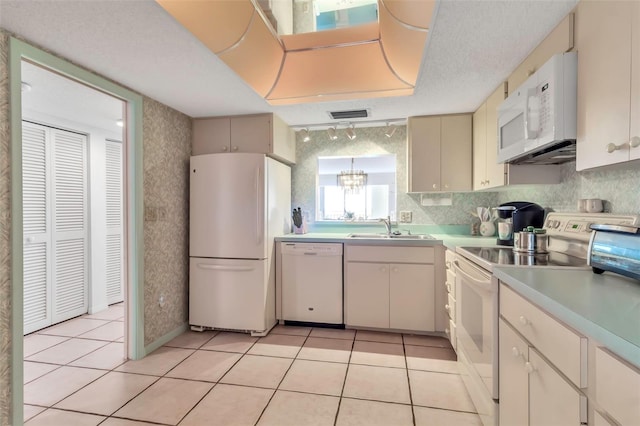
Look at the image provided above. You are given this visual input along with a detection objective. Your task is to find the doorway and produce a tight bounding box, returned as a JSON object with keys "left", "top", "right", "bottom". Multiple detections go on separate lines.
{"left": 10, "top": 37, "right": 145, "bottom": 426}
{"left": 22, "top": 60, "right": 126, "bottom": 334}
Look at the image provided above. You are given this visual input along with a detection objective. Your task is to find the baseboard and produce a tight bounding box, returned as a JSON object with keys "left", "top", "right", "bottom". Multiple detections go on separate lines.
{"left": 143, "top": 322, "right": 188, "bottom": 356}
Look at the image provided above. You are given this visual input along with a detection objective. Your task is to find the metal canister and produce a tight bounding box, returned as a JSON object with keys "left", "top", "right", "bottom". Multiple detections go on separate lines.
{"left": 513, "top": 227, "right": 536, "bottom": 253}
{"left": 533, "top": 228, "right": 548, "bottom": 253}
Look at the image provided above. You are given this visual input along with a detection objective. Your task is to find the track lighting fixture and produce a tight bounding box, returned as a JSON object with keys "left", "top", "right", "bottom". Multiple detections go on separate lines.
{"left": 327, "top": 127, "right": 338, "bottom": 140}
{"left": 299, "top": 128, "right": 311, "bottom": 142}
{"left": 384, "top": 123, "right": 397, "bottom": 138}
{"left": 346, "top": 124, "right": 356, "bottom": 141}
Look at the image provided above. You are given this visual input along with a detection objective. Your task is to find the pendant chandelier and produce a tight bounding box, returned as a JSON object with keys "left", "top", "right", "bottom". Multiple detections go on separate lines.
{"left": 337, "top": 158, "right": 367, "bottom": 193}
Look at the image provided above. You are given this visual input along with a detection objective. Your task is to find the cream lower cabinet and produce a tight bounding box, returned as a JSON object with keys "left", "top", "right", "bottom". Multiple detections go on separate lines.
{"left": 345, "top": 245, "right": 436, "bottom": 332}
{"left": 593, "top": 346, "right": 640, "bottom": 425}
{"left": 499, "top": 283, "right": 587, "bottom": 426}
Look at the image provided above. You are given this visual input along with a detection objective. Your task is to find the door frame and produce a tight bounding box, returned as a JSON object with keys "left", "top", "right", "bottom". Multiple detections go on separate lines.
{"left": 9, "top": 37, "right": 145, "bottom": 425}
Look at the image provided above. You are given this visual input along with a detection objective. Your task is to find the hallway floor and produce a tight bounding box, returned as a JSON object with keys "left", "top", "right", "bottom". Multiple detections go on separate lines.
{"left": 23, "top": 310, "right": 481, "bottom": 425}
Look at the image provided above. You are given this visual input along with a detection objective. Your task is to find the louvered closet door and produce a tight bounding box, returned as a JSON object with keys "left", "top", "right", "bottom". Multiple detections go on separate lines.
{"left": 51, "top": 128, "right": 88, "bottom": 324}
{"left": 22, "top": 122, "right": 52, "bottom": 334}
{"left": 105, "top": 140, "right": 124, "bottom": 304}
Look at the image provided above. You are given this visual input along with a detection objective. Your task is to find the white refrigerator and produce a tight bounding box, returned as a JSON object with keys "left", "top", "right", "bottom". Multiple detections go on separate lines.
{"left": 189, "top": 153, "right": 291, "bottom": 336}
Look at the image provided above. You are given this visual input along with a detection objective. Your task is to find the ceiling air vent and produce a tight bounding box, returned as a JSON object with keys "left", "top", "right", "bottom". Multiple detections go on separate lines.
{"left": 328, "top": 109, "right": 369, "bottom": 120}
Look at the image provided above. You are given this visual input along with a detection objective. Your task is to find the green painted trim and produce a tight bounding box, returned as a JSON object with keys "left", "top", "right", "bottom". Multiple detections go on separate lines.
{"left": 143, "top": 323, "right": 189, "bottom": 356}
{"left": 9, "top": 37, "right": 25, "bottom": 426}
{"left": 9, "top": 36, "right": 146, "bottom": 425}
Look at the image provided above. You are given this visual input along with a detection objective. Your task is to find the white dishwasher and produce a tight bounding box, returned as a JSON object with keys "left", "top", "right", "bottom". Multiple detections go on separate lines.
{"left": 281, "top": 243, "right": 343, "bottom": 325}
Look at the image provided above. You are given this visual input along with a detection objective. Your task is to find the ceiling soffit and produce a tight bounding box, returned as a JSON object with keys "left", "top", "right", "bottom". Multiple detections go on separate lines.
{"left": 156, "top": 0, "right": 435, "bottom": 105}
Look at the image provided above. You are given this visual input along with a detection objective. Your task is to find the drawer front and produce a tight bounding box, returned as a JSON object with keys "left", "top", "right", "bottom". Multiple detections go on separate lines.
{"left": 346, "top": 245, "right": 434, "bottom": 263}
{"left": 595, "top": 347, "right": 640, "bottom": 425}
{"left": 445, "top": 269, "right": 456, "bottom": 298}
{"left": 446, "top": 292, "right": 455, "bottom": 321}
{"left": 500, "top": 284, "right": 586, "bottom": 388}
{"left": 445, "top": 249, "right": 456, "bottom": 269}
{"left": 446, "top": 319, "right": 457, "bottom": 351}
{"left": 529, "top": 348, "right": 587, "bottom": 426}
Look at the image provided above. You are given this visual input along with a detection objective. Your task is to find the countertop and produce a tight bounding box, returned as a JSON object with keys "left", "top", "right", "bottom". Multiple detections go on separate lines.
{"left": 275, "top": 232, "right": 497, "bottom": 250}
{"left": 493, "top": 267, "right": 640, "bottom": 368}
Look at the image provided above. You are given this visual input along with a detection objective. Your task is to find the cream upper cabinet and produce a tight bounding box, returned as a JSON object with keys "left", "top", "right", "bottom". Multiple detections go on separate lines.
{"left": 193, "top": 113, "right": 295, "bottom": 164}
{"left": 631, "top": 0, "right": 640, "bottom": 161}
{"left": 472, "top": 102, "right": 487, "bottom": 190}
{"left": 473, "top": 83, "right": 507, "bottom": 190}
{"left": 408, "top": 114, "right": 472, "bottom": 192}
{"left": 576, "top": 1, "right": 639, "bottom": 170}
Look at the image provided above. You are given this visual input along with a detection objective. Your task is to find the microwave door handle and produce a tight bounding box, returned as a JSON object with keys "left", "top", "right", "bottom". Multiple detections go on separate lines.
{"left": 524, "top": 87, "right": 538, "bottom": 140}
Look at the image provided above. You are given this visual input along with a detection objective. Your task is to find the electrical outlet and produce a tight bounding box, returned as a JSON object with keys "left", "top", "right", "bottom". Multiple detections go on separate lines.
{"left": 145, "top": 206, "right": 157, "bottom": 222}
{"left": 399, "top": 211, "right": 413, "bottom": 223}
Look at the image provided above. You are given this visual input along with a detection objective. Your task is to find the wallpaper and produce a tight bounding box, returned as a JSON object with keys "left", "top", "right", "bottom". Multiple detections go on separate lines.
{"left": 498, "top": 161, "right": 640, "bottom": 214}
{"left": 142, "top": 98, "right": 191, "bottom": 346}
{"left": 294, "top": 126, "right": 640, "bottom": 232}
{"left": 293, "top": 125, "right": 499, "bottom": 228}
{"left": 0, "top": 29, "right": 12, "bottom": 426}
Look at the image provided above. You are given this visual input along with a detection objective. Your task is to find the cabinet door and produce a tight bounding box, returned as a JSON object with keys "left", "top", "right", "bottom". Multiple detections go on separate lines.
{"left": 529, "top": 349, "right": 585, "bottom": 426}
{"left": 576, "top": 1, "right": 632, "bottom": 170}
{"left": 484, "top": 84, "right": 506, "bottom": 189}
{"left": 230, "top": 114, "right": 271, "bottom": 154}
{"left": 472, "top": 103, "right": 487, "bottom": 190}
{"left": 408, "top": 116, "right": 441, "bottom": 192}
{"left": 346, "top": 262, "right": 389, "bottom": 328}
{"left": 389, "top": 263, "right": 434, "bottom": 331}
{"left": 441, "top": 115, "right": 472, "bottom": 191}
{"left": 193, "top": 117, "right": 231, "bottom": 154}
{"left": 271, "top": 114, "right": 296, "bottom": 164}
{"left": 631, "top": 1, "right": 640, "bottom": 161}
{"left": 499, "top": 319, "right": 529, "bottom": 426}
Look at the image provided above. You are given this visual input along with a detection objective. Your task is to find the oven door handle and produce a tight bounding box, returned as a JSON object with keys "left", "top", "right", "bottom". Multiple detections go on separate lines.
{"left": 453, "top": 260, "right": 495, "bottom": 293}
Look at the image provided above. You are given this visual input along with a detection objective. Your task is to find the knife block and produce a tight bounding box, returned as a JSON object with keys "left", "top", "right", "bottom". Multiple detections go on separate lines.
{"left": 293, "top": 220, "right": 307, "bottom": 234}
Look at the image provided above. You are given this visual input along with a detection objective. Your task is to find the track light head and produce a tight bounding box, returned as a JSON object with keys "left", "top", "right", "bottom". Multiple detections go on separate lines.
{"left": 327, "top": 127, "right": 338, "bottom": 140}
{"left": 346, "top": 124, "right": 356, "bottom": 141}
{"left": 299, "top": 128, "right": 311, "bottom": 142}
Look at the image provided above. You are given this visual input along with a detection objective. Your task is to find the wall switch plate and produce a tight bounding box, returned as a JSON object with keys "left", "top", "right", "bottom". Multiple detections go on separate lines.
{"left": 400, "top": 211, "right": 412, "bottom": 223}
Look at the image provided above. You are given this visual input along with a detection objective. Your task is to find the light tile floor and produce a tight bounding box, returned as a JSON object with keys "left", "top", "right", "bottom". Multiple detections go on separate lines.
{"left": 24, "top": 313, "right": 481, "bottom": 426}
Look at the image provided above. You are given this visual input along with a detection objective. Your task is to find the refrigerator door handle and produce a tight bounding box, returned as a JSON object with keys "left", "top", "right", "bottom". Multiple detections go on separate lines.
{"left": 256, "top": 166, "right": 263, "bottom": 246}
{"left": 196, "top": 263, "right": 255, "bottom": 272}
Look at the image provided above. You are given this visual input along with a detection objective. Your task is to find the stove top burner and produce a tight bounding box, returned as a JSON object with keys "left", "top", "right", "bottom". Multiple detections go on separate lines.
{"left": 460, "top": 246, "right": 588, "bottom": 267}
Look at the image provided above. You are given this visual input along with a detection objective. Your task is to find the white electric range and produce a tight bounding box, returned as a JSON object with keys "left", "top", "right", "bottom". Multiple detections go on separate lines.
{"left": 453, "top": 212, "right": 640, "bottom": 426}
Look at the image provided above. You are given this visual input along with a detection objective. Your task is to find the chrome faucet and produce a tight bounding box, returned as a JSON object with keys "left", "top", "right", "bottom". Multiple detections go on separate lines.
{"left": 379, "top": 216, "right": 392, "bottom": 235}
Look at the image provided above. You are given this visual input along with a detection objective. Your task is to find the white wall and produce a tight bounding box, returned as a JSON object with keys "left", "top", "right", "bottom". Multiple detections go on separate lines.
{"left": 23, "top": 108, "right": 123, "bottom": 314}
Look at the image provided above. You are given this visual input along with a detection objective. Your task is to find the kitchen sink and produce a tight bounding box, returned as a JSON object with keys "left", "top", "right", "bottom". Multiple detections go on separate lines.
{"left": 348, "top": 233, "right": 435, "bottom": 240}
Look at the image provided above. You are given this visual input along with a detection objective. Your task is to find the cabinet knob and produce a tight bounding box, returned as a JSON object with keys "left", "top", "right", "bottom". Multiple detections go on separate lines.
{"left": 380, "top": 266, "right": 387, "bottom": 273}
{"left": 445, "top": 304, "right": 450, "bottom": 313}
{"left": 485, "top": 179, "right": 490, "bottom": 185}
{"left": 446, "top": 282, "right": 452, "bottom": 293}
{"left": 222, "top": 146, "right": 228, "bottom": 152}
{"left": 444, "top": 184, "right": 449, "bottom": 189}
{"left": 232, "top": 146, "right": 239, "bottom": 152}
{"left": 432, "top": 183, "right": 437, "bottom": 189}
{"left": 392, "top": 267, "right": 399, "bottom": 273}
{"left": 519, "top": 316, "right": 529, "bottom": 326}
{"left": 630, "top": 136, "right": 640, "bottom": 149}
{"left": 445, "top": 261, "right": 452, "bottom": 269}
{"left": 525, "top": 362, "right": 535, "bottom": 374}
{"left": 511, "top": 346, "right": 521, "bottom": 358}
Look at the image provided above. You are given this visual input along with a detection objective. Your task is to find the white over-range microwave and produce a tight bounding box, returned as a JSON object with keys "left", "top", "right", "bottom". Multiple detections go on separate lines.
{"left": 497, "top": 52, "right": 577, "bottom": 165}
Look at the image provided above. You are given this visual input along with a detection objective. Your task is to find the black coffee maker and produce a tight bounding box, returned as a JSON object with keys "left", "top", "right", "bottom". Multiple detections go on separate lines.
{"left": 496, "top": 201, "right": 545, "bottom": 246}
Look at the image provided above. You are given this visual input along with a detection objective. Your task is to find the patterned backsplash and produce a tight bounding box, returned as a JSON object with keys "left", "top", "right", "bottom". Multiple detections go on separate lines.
{"left": 293, "top": 125, "right": 640, "bottom": 231}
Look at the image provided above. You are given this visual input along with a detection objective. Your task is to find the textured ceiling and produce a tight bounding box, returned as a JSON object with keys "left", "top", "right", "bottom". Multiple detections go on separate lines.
{"left": 0, "top": 0, "right": 578, "bottom": 127}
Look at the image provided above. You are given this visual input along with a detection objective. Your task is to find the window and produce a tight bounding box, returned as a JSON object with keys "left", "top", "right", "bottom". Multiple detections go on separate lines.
{"left": 317, "top": 155, "right": 396, "bottom": 221}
